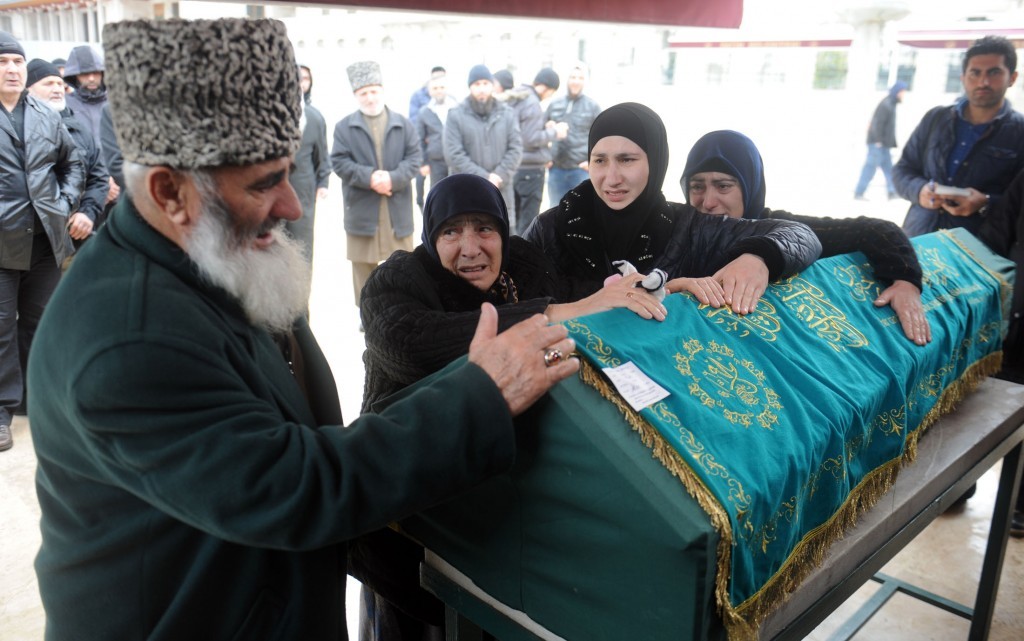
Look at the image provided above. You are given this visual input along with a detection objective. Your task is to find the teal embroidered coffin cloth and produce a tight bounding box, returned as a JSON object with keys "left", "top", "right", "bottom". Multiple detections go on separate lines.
{"left": 564, "top": 228, "right": 1011, "bottom": 638}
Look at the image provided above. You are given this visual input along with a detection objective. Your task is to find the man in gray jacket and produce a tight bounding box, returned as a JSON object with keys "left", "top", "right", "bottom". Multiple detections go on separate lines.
{"left": 331, "top": 61, "right": 421, "bottom": 307}
{"left": 444, "top": 64, "right": 522, "bottom": 228}
{"left": 416, "top": 73, "right": 458, "bottom": 200}
{"left": 0, "top": 31, "right": 83, "bottom": 451}
{"left": 504, "top": 68, "right": 564, "bottom": 234}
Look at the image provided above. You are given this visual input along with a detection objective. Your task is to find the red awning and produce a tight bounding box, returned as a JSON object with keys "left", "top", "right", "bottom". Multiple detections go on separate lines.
{"left": 272, "top": 0, "right": 743, "bottom": 27}
{"left": 669, "top": 39, "right": 852, "bottom": 49}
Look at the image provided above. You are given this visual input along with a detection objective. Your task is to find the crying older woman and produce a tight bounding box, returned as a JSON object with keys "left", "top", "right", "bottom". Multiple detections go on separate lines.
{"left": 360, "top": 172, "right": 666, "bottom": 410}
{"left": 354, "top": 171, "right": 665, "bottom": 640}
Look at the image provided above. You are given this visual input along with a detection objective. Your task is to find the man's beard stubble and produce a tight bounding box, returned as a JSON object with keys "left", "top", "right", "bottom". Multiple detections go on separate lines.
{"left": 185, "top": 176, "right": 312, "bottom": 335}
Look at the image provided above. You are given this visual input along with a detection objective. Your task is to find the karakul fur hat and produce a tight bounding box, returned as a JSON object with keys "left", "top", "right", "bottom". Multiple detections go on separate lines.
{"left": 347, "top": 61, "right": 383, "bottom": 92}
{"left": 103, "top": 18, "right": 302, "bottom": 168}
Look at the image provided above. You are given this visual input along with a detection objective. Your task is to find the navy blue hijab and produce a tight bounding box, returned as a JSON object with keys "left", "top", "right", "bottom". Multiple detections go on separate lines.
{"left": 681, "top": 130, "right": 766, "bottom": 220}
{"left": 421, "top": 173, "right": 511, "bottom": 269}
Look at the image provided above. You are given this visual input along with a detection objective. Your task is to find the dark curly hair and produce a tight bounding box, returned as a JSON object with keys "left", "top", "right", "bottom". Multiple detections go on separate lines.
{"left": 963, "top": 35, "right": 1017, "bottom": 74}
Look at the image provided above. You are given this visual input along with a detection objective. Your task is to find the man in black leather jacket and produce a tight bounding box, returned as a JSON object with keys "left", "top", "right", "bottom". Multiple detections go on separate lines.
{"left": 0, "top": 32, "right": 83, "bottom": 452}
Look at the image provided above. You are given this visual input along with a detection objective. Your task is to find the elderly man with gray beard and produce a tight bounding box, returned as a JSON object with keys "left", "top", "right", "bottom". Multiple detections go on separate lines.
{"left": 28, "top": 17, "right": 579, "bottom": 641}
{"left": 26, "top": 58, "right": 111, "bottom": 241}
{"left": 331, "top": 60, "right": 421, "bottom": 309}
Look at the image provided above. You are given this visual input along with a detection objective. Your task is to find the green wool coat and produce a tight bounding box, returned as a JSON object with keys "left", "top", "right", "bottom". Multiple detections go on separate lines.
{"left": 29, "top": 198, "right": 517, "bottom": 640}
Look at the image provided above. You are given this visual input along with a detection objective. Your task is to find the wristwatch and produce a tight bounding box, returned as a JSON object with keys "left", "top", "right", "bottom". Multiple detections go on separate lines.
{"left": 978, "top": 193, "right": 991, "bottom": 215}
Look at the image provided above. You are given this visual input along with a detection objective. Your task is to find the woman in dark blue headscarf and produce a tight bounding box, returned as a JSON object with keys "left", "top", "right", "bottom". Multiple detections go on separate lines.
{"left": 681, "top": 129, "right": 931, "bottom": 345}
{"left": 682, "top": 129, "right": 766, "bottom": 219}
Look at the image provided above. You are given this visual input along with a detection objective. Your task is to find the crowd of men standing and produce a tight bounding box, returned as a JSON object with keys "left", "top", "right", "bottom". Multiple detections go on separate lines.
{"left": 0, "top": 38, "right": 603, "bottom": 452}
{"left": 329, "top": 59, "right": 601, "bottom": 306}
{"left": 0, "top": 32, "right": 119, "bottom": 453}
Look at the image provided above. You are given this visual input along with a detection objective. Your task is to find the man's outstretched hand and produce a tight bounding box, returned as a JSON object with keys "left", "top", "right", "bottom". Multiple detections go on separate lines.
{"left": 468, "top": 303, "right": 578, "bottom": 416}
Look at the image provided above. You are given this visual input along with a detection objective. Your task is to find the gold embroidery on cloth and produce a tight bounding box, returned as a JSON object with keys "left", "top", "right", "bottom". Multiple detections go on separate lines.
{"left": 698, "top": 300, "right": 782, "bottom": 342}
{"left": 674, "top": 339, "right": 782, "bottom": 430}
{"left": 832, "top": 262, "right": 877, "bottom": 302}
{"left": 574, "top": 331, "right": 1003, "bottom": 641}
{"left": 775, "top": 276, "right": 870, "bottom": 352}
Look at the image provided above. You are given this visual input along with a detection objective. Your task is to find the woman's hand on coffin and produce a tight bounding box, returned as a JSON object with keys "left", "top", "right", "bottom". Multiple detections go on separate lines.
{"left": 874, "top": 280, "right": 932, "bottom": 346}
{"left": 665, "top": 276, "right": 727, "bottom": 308}
{"left": 468, "top": 303, "right": 579, "bottom": 417}
{"left": 548, "top": 272, "right": 667, "bottom": 322}
{"left": 594, "top": 272, "right": 667, "bottom": 320}
{"left": 712, "top": 253, "right": 769, "bottom": 316}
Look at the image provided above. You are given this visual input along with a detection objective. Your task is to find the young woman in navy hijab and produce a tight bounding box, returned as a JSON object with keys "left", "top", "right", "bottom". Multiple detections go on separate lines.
{"left": 524, "top": 103, "right": 822, "bottom": 316}
{"left": 682, "top": 129, "right": 930, "bottom": 345}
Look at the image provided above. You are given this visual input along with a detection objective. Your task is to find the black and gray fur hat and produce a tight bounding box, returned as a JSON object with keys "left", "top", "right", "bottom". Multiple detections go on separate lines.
{"left": 103, "top": 18, "right": 302, "bottom": 168}
{"left": 347, "top": 61, "right": 382, "bottom": 92}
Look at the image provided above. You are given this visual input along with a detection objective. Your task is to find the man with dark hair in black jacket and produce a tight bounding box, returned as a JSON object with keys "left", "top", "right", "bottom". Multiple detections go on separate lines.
{"left": 894, "top": 35, "right": 1024, "bottom": 237}
{"left": 0, "top": 33, "right": 83, "bottom": 452}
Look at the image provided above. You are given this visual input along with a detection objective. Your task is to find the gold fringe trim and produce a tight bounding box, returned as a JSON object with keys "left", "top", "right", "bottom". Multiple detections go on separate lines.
{"left": 939, "top": 229, "right": 1015, "bottom": 316}
{"left": 577, "top": 351, "right": 1003, "bottom": 641}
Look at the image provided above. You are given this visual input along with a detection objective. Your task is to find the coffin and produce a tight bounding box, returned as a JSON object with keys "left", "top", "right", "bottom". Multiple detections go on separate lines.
{"left": 400, "top": 228, "right": 1014, "bottom": 641}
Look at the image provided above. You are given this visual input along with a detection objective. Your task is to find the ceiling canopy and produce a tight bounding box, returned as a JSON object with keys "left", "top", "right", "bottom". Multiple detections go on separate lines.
{"left": 273, "top": 0, "right": 744, "bottom": 28}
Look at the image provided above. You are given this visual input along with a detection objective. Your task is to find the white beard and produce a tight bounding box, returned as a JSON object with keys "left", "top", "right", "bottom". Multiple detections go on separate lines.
{"left": 39, "top": 96, "right": 66, "bottom": 112}
{"left": 185, "top": 186, "right": 312, "bottom": 334}
{"left": 359, "top": 103, "right": 385, "bottom": 117}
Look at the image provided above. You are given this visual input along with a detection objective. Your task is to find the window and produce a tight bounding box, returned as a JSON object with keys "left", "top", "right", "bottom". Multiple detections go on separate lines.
{"left": 813, "top": 51, "right": 847, "bottom": 90}
{"left": 707, "top": 62, "right": 725, "bottom": 85}
{"left": 945, "top": 52, "right": 963, "bottom": 93}
{"left": 663, "top": 50, "right": 676, "bottom": 85}
{"left": 876, "top": 48, "right": 916, "bottom": 91}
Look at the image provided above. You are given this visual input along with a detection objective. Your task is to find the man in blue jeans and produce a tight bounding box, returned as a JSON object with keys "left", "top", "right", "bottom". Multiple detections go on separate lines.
{"left": 508, "top": 67, "right": 561, "bottom": 234}
{"left": 545, "top": 62, "right": 600, "bottom": 207}
{"left": 854, "top": 81, "right": 907, "bottom": 200}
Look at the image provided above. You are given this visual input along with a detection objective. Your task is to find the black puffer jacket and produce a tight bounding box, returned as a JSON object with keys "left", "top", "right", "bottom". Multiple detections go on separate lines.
{"left": 0, "top": 94, "right": 83, "bottom": 270}
{"left": 501, "top": 85, "right": 555, "bottom": 169}
{"left": 523, "top": 180, "right": 821, "bottom": 300}
{"left": 763, "top": 208, "right": 922, "bottom": 290}
{"left": 360, "top": 239, "right": 560, "bottom": 411}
